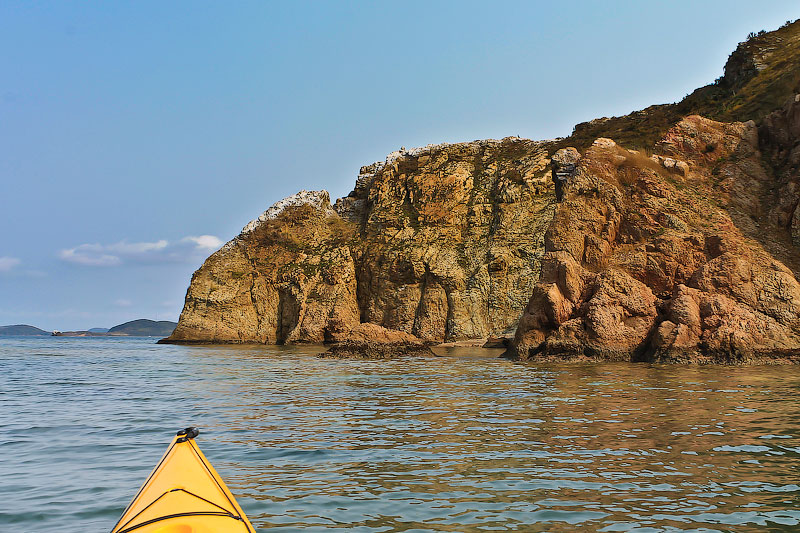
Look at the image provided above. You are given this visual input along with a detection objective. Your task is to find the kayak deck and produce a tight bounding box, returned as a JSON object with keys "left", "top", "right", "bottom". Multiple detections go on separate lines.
{"left": 110, "top": 428, "right": 254, "bottom": 533}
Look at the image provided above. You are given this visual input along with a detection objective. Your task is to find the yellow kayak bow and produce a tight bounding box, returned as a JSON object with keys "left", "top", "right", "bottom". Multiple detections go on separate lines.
{"left": 110, "top": 427, "right": 255, "bottom": 533}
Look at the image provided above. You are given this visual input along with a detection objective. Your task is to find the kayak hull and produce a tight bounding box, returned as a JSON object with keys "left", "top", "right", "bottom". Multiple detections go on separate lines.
{"left": 110, "top": 431, "right": 255, "bottom": 533}
{"left": 123, "top": 515, "right": 251, "bottom": 533}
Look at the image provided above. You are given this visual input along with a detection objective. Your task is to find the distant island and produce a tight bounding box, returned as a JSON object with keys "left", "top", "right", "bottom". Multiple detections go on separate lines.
{"left": 1, "top": 319, "right": 177, "bottom": 337}
{"left": 107, "top": 319, "right": 177, "bottom": 337}
{"left": 0, "top": 324, "right": 50, "bottom": 336}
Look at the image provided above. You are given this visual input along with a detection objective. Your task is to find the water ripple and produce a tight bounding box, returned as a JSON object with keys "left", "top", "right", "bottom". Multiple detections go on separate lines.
{"left": 1, "top": 337, "right": 800, "bottom": 531}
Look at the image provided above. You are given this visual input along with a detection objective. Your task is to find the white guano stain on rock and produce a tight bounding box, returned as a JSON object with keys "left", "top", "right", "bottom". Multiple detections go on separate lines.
{"left": 241, "top": 190, "right": 335, "bottom": 234}
{"left": 217, "top": 190, "right": 337, "bottom": 254}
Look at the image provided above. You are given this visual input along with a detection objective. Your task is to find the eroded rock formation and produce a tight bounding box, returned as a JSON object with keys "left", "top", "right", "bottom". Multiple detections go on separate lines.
{"left": 165, "top": 138, "right": 555, "bottom": 345}
{"left": 510, "top": 119, "right": 800, "bottom": 363}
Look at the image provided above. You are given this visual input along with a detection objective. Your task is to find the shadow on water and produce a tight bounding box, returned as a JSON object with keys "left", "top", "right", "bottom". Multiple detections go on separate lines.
{"left": 2, "top": 337, "right": 800, "bottom": 531}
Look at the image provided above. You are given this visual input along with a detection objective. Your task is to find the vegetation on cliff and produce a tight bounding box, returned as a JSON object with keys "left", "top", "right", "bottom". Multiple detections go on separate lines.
{"left": 564, "top": 19, "right": 800, "bottom": 151}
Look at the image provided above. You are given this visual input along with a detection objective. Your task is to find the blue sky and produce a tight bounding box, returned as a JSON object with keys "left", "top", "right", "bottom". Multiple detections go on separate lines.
{"left": 2, "top": 1, "right": 798, "bottom": 331}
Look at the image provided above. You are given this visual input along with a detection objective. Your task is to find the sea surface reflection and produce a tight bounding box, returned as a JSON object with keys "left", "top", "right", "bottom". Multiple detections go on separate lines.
{"left": 2, "top": 337, "right": 799, "bottom": 531}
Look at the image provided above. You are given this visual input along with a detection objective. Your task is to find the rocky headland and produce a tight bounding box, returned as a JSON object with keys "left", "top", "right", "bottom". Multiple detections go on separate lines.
{"left": 164, "top": 139, "right": 554, "bottom": 350}
{"left": 163, "top": 20, "right": 800, "bottom": 363}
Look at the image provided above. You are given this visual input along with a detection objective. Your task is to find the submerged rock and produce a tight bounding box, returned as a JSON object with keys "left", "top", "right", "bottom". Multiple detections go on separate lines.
{"left": 318, "top": 341, "right": 435, "bottom": 359}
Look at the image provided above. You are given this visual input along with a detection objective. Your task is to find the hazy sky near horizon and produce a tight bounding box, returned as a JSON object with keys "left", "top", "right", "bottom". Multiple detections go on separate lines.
{"left": 2, "top": 1, "right": 799, "bottom": 330}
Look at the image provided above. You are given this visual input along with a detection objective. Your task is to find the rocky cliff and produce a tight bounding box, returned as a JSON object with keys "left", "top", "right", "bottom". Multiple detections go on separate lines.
{"left": 511, "top": 117, "right": 800, "bottom": 363}
{"left": 165, "top": 19, "right": 800, "bottom": 362}
{"left": 166, "top": 139, "right": 554, "bottom": 344}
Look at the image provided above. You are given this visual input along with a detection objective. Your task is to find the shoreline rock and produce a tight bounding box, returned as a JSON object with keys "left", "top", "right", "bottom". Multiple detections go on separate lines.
{"left": 509, "top": 122, "right": 800, "bottom": 364}
{"left": 317, "top": 341, "right": 436, "bottom": 359}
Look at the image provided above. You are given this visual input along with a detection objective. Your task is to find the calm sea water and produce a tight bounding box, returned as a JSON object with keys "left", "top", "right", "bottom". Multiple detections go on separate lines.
{"left": 2, "top": 337, "right": 800, "bottom": 532}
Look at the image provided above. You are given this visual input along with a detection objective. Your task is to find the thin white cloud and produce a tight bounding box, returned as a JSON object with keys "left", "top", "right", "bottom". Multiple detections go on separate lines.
{"left": 59, "top": 245, "right": 121, "bottom": 266}
{"left": 108, "top": 240, "right": 168, "bottom": 254}
{"left": 0, "top": 257, "right": 21, "bottom": 272}
{"left": 58, "top": 236, "right": 223, "bottom": 267}
{"left": 114, "top": 299, "right": 133, "bottom": 307}
{"left": 182, "top": 235, "right": 223, "bottom": 251}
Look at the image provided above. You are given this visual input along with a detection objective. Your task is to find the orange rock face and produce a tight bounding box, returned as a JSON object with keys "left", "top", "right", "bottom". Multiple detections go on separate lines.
{"left": 511, "top": 118, "right": 800, "bottom": 363}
